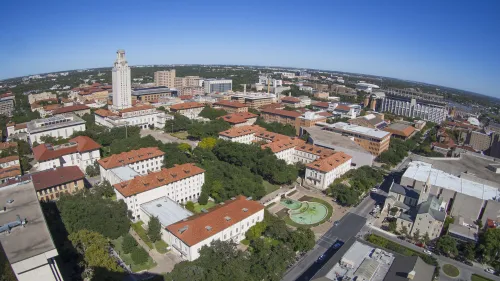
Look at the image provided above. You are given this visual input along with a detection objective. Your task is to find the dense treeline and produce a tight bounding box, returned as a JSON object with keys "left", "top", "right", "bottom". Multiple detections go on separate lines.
{"left": 213, "top": 140, "right": 298, "bottom": 185}
{"left": 328, "top": 166, "right": 383, "bottom": 206}
{"left": 165, "top": 211, "right": 315, "bottom": 281}
{"left": 198, "top": 106, "right": 227, "bottom": 120}
{"left": 165, "top": 113, "right": 231, "bottom": 140}
{"left": 255, "top": 117, "right": 296, "bottom": 136}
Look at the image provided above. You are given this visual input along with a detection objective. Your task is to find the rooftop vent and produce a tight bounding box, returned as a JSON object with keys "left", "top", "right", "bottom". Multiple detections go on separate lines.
{"left": 219, "top": 202, "right": 225, "bottom": 205}
{"left": 242, "top": 208, "right": 248, "bottom": 212}
{"left": 179, "top": 226, "right": 189, "bottom": 234}
{"left": 231, "top": 197, "right": 236, "bottom": 200}
{"left": 246, "top": 197, "right": 252, "bottom": 200}
{"left": 225, "top": 216, "right": 231, "bottom": 221}
{"left": 205, "top": 226, "right": 212, "bottom": 231}
{"left": 156, "top": 204, "right": 162, "bottom": 207}
{"left": 201, "top": 208, "right": 208, "bottom": 213}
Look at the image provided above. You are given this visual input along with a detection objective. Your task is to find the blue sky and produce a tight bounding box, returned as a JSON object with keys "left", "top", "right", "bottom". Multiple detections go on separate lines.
{"left": 1, "top": 0, "right": 499, "bottom": 97}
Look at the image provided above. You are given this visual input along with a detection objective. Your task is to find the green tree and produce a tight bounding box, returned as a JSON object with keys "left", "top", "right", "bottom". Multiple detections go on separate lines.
{"left": 68, "top": 229, "right": 123, "bottom": 279}
{"left": 388, "top": 220, "right": 397, "bottom": 232}
{"left": 57, "top": 191, "right": 129, "bottom": 239}
{"left": 94, "top": 180, "right": 115, "bottom": 198}
{"left": 245, "top": 221, "right": 267, "bottom": 241}
{"left": 422, "top": 232, "right": 430, "bottom": 245}
{"left": 198, "top": 191, "right": 209, "bottom": 205}
{"left": 478, "top": 228, "right": 500, "bottom": 262}
{"left": 199, "top": 106, "right": 227, "bottom": 120}
{"left": 199, "top": 137, "right": 218, "bottom": 150}
{"left": 177, "top": 143, "right": 192, "bottom": 153}
{"left": 131, "top": 247, "right": 149, "bottom": 265}
{"left": 462, "top": 242, "right": 476, "bottom": 261}
{"left": 401, "top": 226, "right": 408, "bottom": 236}
{"left": 122, "top": 234, "right": 138, "bottom": 254}
{"left": 147, "top": 216, "right": 162, "bottom": 243}
{"left": 290, "top": 227, "right": 315, "bottom": 252}
{"left": 185, "top": 201, "right": 195, "bottom": 212}
{"left": 255, "top": 117, "right": 296, "bottom": 136}
{"left": 165, "top": 114, "right": 192, "bottom": 133}
{"left": 436, "top": 235, "right": 458, "bottom": 256}
{"left": 85, "top": 161, "right": 100, "bottom": 177}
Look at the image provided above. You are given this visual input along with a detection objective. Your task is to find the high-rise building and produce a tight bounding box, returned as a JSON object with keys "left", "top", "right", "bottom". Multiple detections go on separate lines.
{"left": 154, "top": 69, "right": 176, "bottom": 88}
{"left": 112, "top": 50, "right": 132, "bottom": 109}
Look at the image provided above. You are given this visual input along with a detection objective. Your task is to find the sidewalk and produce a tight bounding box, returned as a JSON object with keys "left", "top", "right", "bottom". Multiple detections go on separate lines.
{"left": 129, "top": 228, "right": 182, "bottom": 274}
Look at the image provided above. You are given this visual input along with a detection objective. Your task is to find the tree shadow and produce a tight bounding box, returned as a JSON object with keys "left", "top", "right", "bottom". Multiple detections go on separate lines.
{"left": 91, "top": 267, "right": 165, "bottom": 281}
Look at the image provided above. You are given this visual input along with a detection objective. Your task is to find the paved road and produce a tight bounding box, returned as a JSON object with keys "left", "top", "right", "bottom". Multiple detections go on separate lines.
{"left": 366, "top": 226, "right": 499, "bottom": 281}
{"left": 281, "top": 212, "right": 367, "bottom": 281}
{"left": 140, "top": 129, "right": 198, "bottom": 148}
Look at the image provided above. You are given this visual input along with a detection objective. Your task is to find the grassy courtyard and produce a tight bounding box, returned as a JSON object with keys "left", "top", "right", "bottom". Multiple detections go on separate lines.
{"left": 170, "top": 131, "right": 189, "bottom": 140}
{"left": 442, "top": 264, "right": 459, "bottom": 277}
{"left": 471, "top": 274, "right": 495, "bottom": 281}
{"left": 193, "top": 201, "right": 217, "bottom": 213}
{"left": 263, "top": 180, "right": 280, "bottom": 194}
{"left": 112, "top": 236, "right": 156, "bottom": 272}
{"left": 131, "top": 221, "right": 153, "bottom": 249}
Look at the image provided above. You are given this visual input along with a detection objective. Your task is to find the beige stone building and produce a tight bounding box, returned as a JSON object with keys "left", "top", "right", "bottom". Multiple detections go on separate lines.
{"left": 32, "top": 166, "right": 85, "bottom": 201}
{"left": 155, "top": 69, "right": 176, "bottom": 88}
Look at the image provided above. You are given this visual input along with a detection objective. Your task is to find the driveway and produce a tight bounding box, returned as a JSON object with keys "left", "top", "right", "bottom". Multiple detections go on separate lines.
{"left": 140, "top": 129, "right": 198, "bottom": 148}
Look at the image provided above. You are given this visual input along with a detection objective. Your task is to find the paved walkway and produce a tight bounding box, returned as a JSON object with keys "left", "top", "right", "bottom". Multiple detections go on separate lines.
{"left": 140, "top": 129, "right": 198, "bottom": 148}
{"left": 129, "top": 228, "right": 182, "bottom": 274}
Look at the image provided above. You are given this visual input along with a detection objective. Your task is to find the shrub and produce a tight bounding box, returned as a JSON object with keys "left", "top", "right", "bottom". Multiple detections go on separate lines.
{"left": 122, "top": 234, "right": 138, "bottom": 254}
{"left": 131, "top": 247, "right": 149, "bottom": 265}
{"left": 186, "top": 201, "right": 195, "bottom": 212}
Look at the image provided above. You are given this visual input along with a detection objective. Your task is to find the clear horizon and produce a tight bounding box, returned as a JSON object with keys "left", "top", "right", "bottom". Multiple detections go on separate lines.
{"left": 1, "top": 0, "right": 498, "bottom": 97}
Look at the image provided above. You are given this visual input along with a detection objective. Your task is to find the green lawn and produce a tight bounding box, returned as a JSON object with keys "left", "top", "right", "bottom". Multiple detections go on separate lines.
{"left": 263, "top": 180, "right": 280, "bottom": 194}
{"left": 112, "top": 236, "right": 157, "bottom": 272}
{"left": 154, "top": 240, "right": 169, "bottom": 254}
{"left": 442, "top": 264, "right": 459, "bottom": 277}
{"left": 241, "top": 239, "right": 250, "bottom": 245}
{"left": 193, "top": 201, "right": 217, "bottom": 213}
{"left": 171, "top": 131, "right": 189, "bottom": 140}
{"left": 471, "top": 274, "right": 495, "bottom": 281}
{"left": 131, "top": 221, "right": 153, "bottom": 249}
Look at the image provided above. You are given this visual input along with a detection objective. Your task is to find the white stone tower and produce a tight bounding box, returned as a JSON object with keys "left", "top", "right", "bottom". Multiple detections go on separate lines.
{"left": 112, "top": 49, "right": 132, "bottom": 110}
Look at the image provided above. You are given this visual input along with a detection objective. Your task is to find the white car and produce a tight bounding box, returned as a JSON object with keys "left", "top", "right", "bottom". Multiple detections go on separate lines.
{"left": 423, "top": 250, "right": 432, "bottom": 255}
{"left": 485, "top": 268, "right": 495, "bottom": 274}
{"left": 371, "top": 188, "right": 378, "bottom": 192}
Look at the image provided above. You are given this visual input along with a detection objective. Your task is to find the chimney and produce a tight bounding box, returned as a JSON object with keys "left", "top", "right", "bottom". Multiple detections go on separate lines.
{"left": 407, "top": 270, "right": 416, "bottom": 280}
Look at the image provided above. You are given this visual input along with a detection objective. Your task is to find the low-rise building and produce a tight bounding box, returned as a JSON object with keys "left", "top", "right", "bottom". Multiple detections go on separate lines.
{"left": 230, "top": 92, "right": 275, "bottom": 109}
{"left": 28, "top": 91, "right": 57, "bottom": 104}
{"left": 26, "top": 114, "right": 86, "bottom": 146}
{"left": 0, "top": 155, "right": 19, "bottom": 169}
{"left": 113, "top": 163, "right": 205, "bottom": 218}
{"left": 280, "top": 96, "right": 302, "bottom": 108}
{"left": 166, "top": 195, "right": 264, "bottom": 261}
{"left": 131, "top": 86, "right": 176, "bottom": 103}
{"left": 213, "top": 100, "right": 248, "bottom": 113}
{"left": 330, "top": 103, "right": 361, "bottom": 119}
{"left": 304, "top": 152, "right": 352, "bottom": 190}
{"left": 312, "top": 101, "right": 330, "bottom": 111}
{"left": 465, "top": 130, "right": 491, "bottom": 152}
{"left": 448, "top": 216, "right": 479, "bottom": 243}
{"left": 348, "top": 113, "right": 388, "bottom": 129}
{"left": 32, "top": 166, "right": 85, "bottom": 201}
{"left": 319, "top": 122, "right": 391, "bottom": 156}
{"left": 169, "top": 102, "right": 205, "bottom": 119}
{"left": 384, "top": 122, "right": 416, "bottom": 140}
{"left": 0, "top": 155, "right": 21, "bottom": 184}
{"left": 51, "top": 104, "right": 91, "bottom": 117}
{"left": 32, "top": 136, "right": 101, "bottom": 173}
{"left": 219, "top": 112, "right": 257, "bottom": 127}
{"left": 98, "top": 147, "right": 165, "bottom": 184}
{"left": 204, "top": 79, "right": 232, "bottom": 93}
{"left": 0, "top": 180, "right": 63, "bottom": 281}
{"left": 260, "top": 108, "right": 301, "bottom": 127}
{"left": 218, "top": 125, "right": 264, "bottom": 144}
{"left": 313, "top": 92, "right": 329, "bottom": 99}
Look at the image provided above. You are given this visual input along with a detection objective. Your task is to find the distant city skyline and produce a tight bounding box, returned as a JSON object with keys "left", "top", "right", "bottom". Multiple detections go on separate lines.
{"left": 0, "top": 0, "right": 498, "bottom": 97}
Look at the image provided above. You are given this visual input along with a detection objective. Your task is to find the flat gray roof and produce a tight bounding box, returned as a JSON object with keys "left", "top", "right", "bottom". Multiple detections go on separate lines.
{"left": 0, "top": 180, "right": 56, "bottom": 263}
{"left": 141, "top": 197, "right": 193, "bottom": 227}
{"left": 27, "top": 114, "right": 85, "bottom": 134}
{"left": 304, "top": 126, "right": 371, "bottom": 154}
{"left": 110, "top": 166, "right": 139, "bottom": 182}
{"left": 448, "top": 224, "right": 478, "bottom": 241}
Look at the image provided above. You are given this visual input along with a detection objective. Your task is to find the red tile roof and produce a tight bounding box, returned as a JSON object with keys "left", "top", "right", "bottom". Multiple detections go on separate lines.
{"left": 0, "top": 142, "right": 17, "bottom": 150}
{"left": 119, "top": 105, "right": 154, "bottom": 114}
{"left": 14, "top": 123, "right": 27, "bottom": 130}
{"left": 313, "top": 102, "right": 330, "bottom": 108}
{"left": 384, "top": 125, "right": 416, "bottom": 138}
{"left": 306, "top": 152, "right": 352, "bottom": 173}
{"left": 219, "top": 125, "right": 265, "bottom": 138}
{"left": 98, "top": 147, "right": 164, "bottom": 170}
{"left": 260, "top": 108, "right": 302, "bottom": 118}
{"left": 214, "top": 100, "right": 247, "bottom": 108}
{"left": 295, "top": 144, "right": 335, "bottom": 158}
{"left": 31, "top": 166, "right": 85, "bottom": 191}
{"left": 0, "top": 166, "right": 21, "bottom": 180}
{"left": 52, "top": 104, "right": 90, "bottom": 115}
{"left": 261, "top": 137, "right": 303, "bottom": 153}
{"left": 170, "top": 102, "right": 204, "bottom": 111}
{"left": 219, "top": 112, "right": 258, "bottom": 124}
{"left": 180, "top": 95, "right": 193, "bottom": 100}
{"left": 113, "top": 163, "right": 205, "bottom": 197}
{"left": 94, "top": 109, "right": 118, "bottom": 117}
{"left": 333, "top": 104, "right": 351, "bottom": 111}
{"left": 281, "top": 96, "right": 301, "bottom": 103}
{"left": 33, "top": 136, "right": 101, "bottom": 162}
{"left": 166, "top": 196, "right": 264, "bottom": 246}
{"left": 0, "top": 156, "right": 19, "bottom": 165}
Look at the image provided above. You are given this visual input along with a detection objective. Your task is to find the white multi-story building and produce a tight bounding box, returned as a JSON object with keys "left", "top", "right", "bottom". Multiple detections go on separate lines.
{"left": 166, "top": 195, "right": 264, "bottom": 261}
{"left": 203, "top": 79, "right": 232, "bottom": 93}
{"left": 113, "top": 163, "right": 205, "bottom": 219}
{"left": 304, "top": 152, "right": 352, "bottom": 190}
{"left": 0, "top": 156, "right": 19, "bottom": 169}
{"left": 98, "top": 147, "right": 165, "bottom": 185}
{"left": 169, "top": 102, "right": 205, "bottom": 119}
{"left": 32, "top": 136, "right": 101, "bottom": 173}
{"left": 28, "top": 92, "right": 57, "bottom": 104}
{"left": 218, "top": 125, "right": 263, "bottom": 144}
{"left": 94, "top": 105, "right": 171, "bottom": 129}
{"left": 112, "top": 50, "right": 132, "bottom": 110}
{"left": 26, "top": 114, "right": 86, "bottom": 146}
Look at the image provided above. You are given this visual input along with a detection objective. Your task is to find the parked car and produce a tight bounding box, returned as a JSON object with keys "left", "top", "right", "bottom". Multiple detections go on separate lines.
{"left": 334, "top": 221, "right": 340, "bottom": 226}
{"left": 317, "top": 254, "right": 326, "bottom": 262}
{"left": 485, "top": 268, "right": 495, "bottom": 274}
{"left": 371, "top": 188, "right": 378, "bottom": 192}
{"left": 332, "top": 242, "right": 343, "bottom": 249}
{"left": 462, "top": 260, "right": 473, "bottom": 266}
{"left": 423, "top": 250, "right": 432, "bottom": 255}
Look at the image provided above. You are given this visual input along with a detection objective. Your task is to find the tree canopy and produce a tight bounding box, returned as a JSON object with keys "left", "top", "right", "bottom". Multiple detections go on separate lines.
{"left": 198, "top": 106, "right": 227, "bottom": 120}
{"left": 57, "top": 191, "right": 129, "bottom": 239}
{"left": 255, "top": 117, "right": 296, "bottom": 137}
